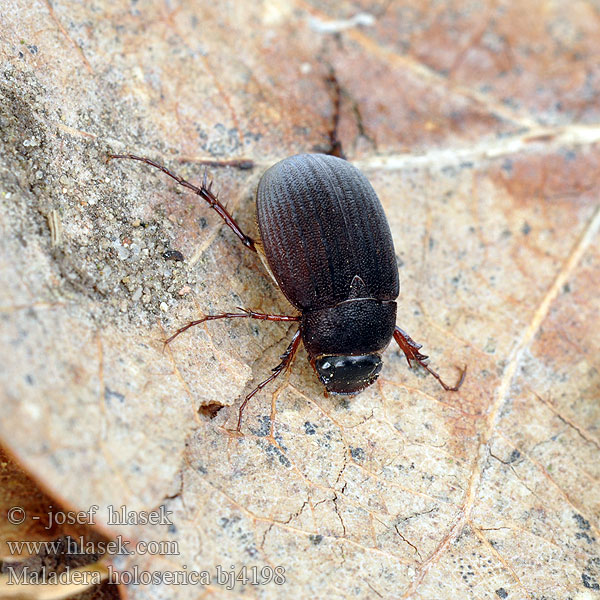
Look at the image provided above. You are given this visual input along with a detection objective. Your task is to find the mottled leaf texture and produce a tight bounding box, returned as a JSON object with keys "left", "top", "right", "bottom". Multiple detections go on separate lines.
{"left": 0, "top": 1, "right": 599, "bottom": 599}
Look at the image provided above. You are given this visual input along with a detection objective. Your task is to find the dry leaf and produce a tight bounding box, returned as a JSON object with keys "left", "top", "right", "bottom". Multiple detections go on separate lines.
{"left": 1, "top": 1, "right": 599, "bottom": 599}
{"left": 0, "top": 449, "right": 113, "bottom": 599}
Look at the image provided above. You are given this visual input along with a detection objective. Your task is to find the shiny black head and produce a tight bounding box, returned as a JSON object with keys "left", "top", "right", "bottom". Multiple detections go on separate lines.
{"left": 315, "top": 354, "right": 383, "bottom": 395}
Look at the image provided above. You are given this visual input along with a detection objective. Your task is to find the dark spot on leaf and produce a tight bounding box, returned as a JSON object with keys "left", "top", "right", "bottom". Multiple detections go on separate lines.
{"left": 583, "top": 574, "right": 600, "bottom": 589}
{"left": 273, "top": 430, "right": 287, "bottom": 453}
{"left": 582, "top": 558, "right": 600, "bottom": 590}
{"left": 521, "top": 222, "right": 531, "bottom": 235}
{"left": 495, "top": 588, "right": 508, "bottom": 598}
{"left": 507, "top": 449, "right": 521, "bottom": 463}
{"left": 263, "top": 442, "right": 291, "bottom": 468}
{"left": 251, "top": 415, "right": 270, "bottom": 437}
{"left": 350, "top": 447, "right": 365, "bottom": 461}
{"left": 573, "top": 513, "right": 591, "bottom": 530}
{"left": 309, "top": 534, "right": 323, "bottom": 545}
{"left": 104, "top": 386, "right": 125, "bottom": 403}
{"left": 304, "top": 421, "right": 317, "bottom": 435}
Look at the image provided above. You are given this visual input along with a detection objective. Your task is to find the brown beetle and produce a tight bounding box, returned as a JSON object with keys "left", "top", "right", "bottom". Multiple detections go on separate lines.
{"left": 109, "top": 152, "right": 465, "bottom": 431}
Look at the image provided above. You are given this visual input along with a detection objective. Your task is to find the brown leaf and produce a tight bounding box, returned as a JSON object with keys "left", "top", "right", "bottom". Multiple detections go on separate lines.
{"left": 1, "top": 1, "right": 599, "bottom": 599}
{"left": 0, "top": 449, "right": 113, "bottom": 599}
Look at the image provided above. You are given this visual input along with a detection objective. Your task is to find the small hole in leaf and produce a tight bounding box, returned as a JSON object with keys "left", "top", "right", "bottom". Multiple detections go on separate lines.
{"left": 198, "top": 402, "right": 224, "bottom": 420}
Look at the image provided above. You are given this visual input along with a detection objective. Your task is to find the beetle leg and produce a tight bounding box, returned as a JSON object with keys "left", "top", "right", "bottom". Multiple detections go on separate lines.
{"left": 236, "top": 328, "right": 302, "bottom": 432}
{"left": 325, "top": 67, "right": 346, "bottom": 159}
{"left": 163, "top": 309, "right": 300, "bottom": 348}
{"left": 108, "top": 154, "right": 257, "bottom": 252}
{"left": 392, "top": 326, "right": 466, "bottom": 391}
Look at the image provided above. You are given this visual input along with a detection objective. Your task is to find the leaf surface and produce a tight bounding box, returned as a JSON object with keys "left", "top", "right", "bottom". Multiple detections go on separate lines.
{"left": 0, "top": 1, "right": 599, "bottom": 598}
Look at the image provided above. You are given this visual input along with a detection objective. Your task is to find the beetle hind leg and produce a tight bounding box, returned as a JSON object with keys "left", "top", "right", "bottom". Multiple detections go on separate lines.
{"left": 108, "top": 154, "right": 257, "bottom": 252}
{"left": 325, "top": 66, "right": 346, "bottom": 159}
{"left": 163, "top": 311, "right": 302, "bottom": 432}
{"left": 392, "top": 326, "right": 466, "bottom": 392}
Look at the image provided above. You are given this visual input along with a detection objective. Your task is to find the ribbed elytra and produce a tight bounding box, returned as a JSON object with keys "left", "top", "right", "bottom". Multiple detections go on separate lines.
{"left": 257, "top": 154, "right": 399, "bottom": 310}
{"left": 109, "top": 151, "right": 465, "bottom": 433}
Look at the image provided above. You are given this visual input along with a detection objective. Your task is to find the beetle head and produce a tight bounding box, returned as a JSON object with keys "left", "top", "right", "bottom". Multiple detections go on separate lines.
{"left": 314, "top": 354, "right": 382, "bottom": 395}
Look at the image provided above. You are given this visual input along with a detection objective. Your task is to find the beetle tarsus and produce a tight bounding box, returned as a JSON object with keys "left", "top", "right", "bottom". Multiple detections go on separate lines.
{"left": 421, "top": 362, "right": 466, "bottom": 392}
{"left": 393, "top": 325, "right": 466, "bottom": 392}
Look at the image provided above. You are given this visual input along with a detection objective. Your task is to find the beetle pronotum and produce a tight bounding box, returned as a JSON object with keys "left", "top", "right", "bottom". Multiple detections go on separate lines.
{"left": 109, "top": 152, "right": 465, "bottom": 431}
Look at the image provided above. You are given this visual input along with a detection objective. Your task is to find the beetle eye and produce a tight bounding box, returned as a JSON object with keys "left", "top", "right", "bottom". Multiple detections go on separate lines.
{"left": 315, "top": 354, "right": 382, "bottom": 394}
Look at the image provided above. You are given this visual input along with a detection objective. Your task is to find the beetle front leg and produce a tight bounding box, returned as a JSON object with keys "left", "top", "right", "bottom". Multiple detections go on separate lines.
{"left": 393, "top": 326, "right": 466, "bottom": 391}
{"left": 108, "top": 154, "right": 258, "bottom": 252}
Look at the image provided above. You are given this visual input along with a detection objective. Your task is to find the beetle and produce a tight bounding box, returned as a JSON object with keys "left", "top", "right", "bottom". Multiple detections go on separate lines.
{"left": 109, "top": 152, "right": 465, "bottom": 431}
